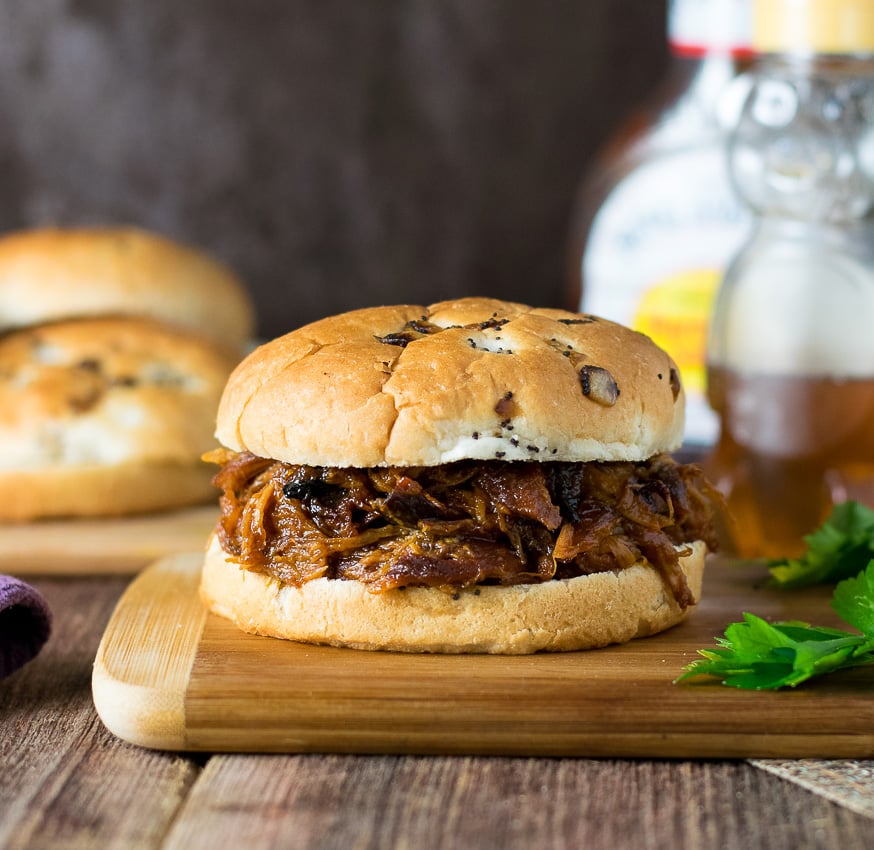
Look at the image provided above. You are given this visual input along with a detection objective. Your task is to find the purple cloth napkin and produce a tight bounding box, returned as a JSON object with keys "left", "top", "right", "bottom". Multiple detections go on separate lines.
{"left": 0, "top": 575, "right": 52, "bottom": 679}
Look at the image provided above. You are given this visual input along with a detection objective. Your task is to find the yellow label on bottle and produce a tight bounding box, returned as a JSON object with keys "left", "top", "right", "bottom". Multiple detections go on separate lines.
{"left": 633, "top": 269, "right": 720, "bottom": 398}
{"left": 582, "top": 148, "right": 751, "bottom": 445}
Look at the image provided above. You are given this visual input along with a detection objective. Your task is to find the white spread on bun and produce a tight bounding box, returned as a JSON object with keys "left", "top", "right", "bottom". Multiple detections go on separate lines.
{"left": 200, "top": 297, "right": 720, "bottom": 654}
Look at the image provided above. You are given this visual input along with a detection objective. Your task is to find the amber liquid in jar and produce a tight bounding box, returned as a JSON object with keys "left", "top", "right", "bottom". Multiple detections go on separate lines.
{"left": 705, "top": 365, "right": 874, "bottom": 558}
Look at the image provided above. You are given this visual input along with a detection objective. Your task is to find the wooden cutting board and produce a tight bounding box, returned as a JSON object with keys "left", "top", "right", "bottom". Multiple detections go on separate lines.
{"left": 92, "top": 553, "right": 874, "bottom": 758}
{"left": 0, "top": 507, "right": 216, "bottom": 574}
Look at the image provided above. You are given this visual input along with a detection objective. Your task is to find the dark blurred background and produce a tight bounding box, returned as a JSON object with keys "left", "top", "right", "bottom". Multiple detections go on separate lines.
{"left": 0, "top": 0, "right": 668, "bottom": 338}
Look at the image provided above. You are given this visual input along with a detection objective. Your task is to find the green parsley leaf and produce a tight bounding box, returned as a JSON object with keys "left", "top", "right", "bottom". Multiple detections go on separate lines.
{"left": 768, "top": 501, "right": 874, "bottom": 587}
{"left": 832, "top": 563, "right": 874, "bottom": 636}
{"left": 677, "top": 562, "right": 874, "bottom": 689}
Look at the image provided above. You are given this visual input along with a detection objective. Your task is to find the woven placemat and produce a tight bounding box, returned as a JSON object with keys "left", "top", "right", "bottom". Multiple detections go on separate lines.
{"left": 750, "top": 760, "right": 874, "bottom": 818}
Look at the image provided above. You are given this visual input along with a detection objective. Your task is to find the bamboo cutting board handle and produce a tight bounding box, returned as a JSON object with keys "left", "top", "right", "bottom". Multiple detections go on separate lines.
{"left": 92, "top": 553, "right": 207, "bottom": 749}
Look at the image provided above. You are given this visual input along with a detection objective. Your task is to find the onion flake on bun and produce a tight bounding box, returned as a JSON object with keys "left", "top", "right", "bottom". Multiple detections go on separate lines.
{"left": 200, "top": 297, "right": 721, "bottom": 654}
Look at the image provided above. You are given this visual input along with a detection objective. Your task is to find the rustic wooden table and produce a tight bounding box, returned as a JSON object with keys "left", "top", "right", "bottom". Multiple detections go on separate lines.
{"left": 2, "top": 575, "right": 873, "bottom": 850}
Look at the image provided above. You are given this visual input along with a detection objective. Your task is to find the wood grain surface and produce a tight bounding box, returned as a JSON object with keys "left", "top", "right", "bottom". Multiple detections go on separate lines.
{"left": 3, "top": 575, "right": 872, "bottom": 849}
{"left": 0, "top": 506, "right": 216, "bottom": 574}
{"left": 0, "top": 577, "right": 202, "bottom": 849}
{"left": 92, "top": 553, "right": 874, "bottom": 758}
{"left": 157, "top": 756, "right": 871, "bottom": 850}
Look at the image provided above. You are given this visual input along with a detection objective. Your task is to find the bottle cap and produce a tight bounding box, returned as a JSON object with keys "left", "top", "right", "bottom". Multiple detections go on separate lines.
{"left": 754, "top": 0, "right": 874, "bottom": 54}
{"left": 669, "top": 0, "right": 753, "bottom": 57}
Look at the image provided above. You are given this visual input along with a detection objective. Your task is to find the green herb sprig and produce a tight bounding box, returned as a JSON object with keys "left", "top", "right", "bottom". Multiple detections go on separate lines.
{"left": 768, "top": 501, "right": 874, "bottom": 587}
{"left": 677, "top": 561, "right": 874, "bottom": 690}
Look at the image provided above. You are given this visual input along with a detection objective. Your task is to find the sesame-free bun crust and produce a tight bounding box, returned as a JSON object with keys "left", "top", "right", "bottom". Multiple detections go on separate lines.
{"left": 0, "top": 316, "right": 240, "bottom": 520}
{"left": 216, "top": 297, "right": 685, "bottom": 467}
{"left": 200, "top": 536, "right": 707, "bottom": 654}
{"left": 0, "top": 227, "right": 255, "bottom": 348}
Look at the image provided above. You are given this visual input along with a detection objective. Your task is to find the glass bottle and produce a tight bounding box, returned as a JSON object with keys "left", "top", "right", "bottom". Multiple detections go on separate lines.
{"left": 705, "top": 0, "right": 874, "bottom": 558}
{"left": 567, "top": 0, "right": 754, "bottom": 450}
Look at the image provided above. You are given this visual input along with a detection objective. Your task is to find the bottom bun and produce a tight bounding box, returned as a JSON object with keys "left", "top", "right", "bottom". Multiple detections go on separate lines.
{"left": 0, "top": 462, "right": 216, "bottom": 521}
{"left": 200, "top": 536, "right": 708, "bottom": 654}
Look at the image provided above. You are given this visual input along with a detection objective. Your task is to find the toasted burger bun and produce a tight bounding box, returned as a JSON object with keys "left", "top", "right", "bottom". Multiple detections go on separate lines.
{"left": 216, "top": 296, "right": 686, "bottom": 467}
{"left": 201, "top": 536, "right": 707, "bottom": 654}
{"left": 203, "top": 297, "right": 707, "bottom": 654}
{"left": 0, "top": 227, "right": 255, "bottom": 349}
{"left": 0, "top": 316, "right": 240, "bottom": 520}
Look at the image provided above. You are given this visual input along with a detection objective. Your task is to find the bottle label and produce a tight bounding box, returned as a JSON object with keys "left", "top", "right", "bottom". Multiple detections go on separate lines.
{"left": 581, "top": 148, "right": 751, "bottom": 445}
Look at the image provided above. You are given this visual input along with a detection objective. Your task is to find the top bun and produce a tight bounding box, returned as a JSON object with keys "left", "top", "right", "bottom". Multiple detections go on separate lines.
{"left": 216, "top": 297, "right": 685, "bottom": 467}
{"left": 0, "top": 227, "right": 255, "bottom": 348}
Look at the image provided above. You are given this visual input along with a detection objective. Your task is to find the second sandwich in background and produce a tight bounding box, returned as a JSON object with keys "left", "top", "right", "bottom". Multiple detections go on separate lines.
{"left": 0, "top": 226, "right": 255, "bottom": 521}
